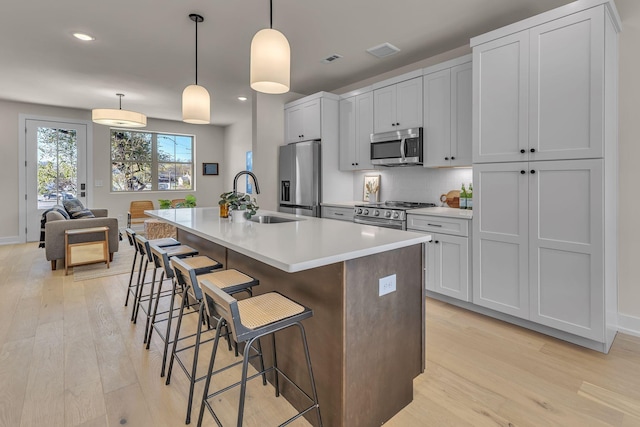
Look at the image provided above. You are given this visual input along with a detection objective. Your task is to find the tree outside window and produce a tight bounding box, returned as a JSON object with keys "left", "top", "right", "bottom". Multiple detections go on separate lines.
{"left": 110, "top": 130, "right": 193, "bottom": 192}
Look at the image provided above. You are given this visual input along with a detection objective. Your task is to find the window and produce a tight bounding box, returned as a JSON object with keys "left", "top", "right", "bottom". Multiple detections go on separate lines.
{"left": 111, "top": 130, "right": 193, "bottom": 192}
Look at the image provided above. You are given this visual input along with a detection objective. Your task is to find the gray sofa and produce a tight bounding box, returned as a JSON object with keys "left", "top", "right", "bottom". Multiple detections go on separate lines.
{"left": 45, "top": 208, "right": 120, "bottom": 270}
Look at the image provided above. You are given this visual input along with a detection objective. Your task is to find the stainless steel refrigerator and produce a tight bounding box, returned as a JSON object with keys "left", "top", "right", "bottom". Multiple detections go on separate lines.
{"left": 278, "top": 140, "right": 321, "bottom": 217}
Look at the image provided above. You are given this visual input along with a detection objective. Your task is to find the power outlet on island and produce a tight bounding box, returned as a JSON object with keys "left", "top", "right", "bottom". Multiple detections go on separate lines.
{"left": 379, "top": 274, "right": 396, "bottom": 296}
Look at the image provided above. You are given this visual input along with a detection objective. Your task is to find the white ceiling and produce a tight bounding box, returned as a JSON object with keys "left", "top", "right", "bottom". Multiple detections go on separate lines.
{"left": 0, "top": 0, "right": 574, "bottom": 126}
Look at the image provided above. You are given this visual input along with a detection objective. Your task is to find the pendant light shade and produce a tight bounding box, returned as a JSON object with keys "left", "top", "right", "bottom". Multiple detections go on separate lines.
{"left": 92, "top": 93, "right": 147, "bottom": 128}
{"left": 250, "top": 0, "right": 290, "bottom": 94}
{"left": 182, "top": 84, "right": 210, "bottom": 124}
{"left": 182, "top": 13, "right": 211, "bottom": 124}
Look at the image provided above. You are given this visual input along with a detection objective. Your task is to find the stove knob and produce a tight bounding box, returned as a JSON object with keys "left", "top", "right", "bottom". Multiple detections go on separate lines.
{"left": 385, "top": 211, "right": 392, "bottom": 218}
{"left": 356, "top": 208, "right": 362, "bottom": 214}
{"left": 374, "top": 210, "right": 380, "bottom": 216}
{"left": 364, "top": 209, "right": 369, "bottom": 215}
{"left": 393, "top": 211, "right": 400, "bottom": 219}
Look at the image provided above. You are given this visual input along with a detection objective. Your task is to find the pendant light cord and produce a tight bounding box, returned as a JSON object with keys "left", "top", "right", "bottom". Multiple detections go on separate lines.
{"left": 270, "top": 0, "right": 273, "bottom": 29}
{"left": 195, "top": 18, "right": 199, "bottom": 85}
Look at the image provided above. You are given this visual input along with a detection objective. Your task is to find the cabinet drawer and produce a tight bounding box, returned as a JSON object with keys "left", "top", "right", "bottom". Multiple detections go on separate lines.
{"left": 407, "top": 215, "right": 469, "bottom": 236}
{"left": 322, "top": 206, "right": 354, "bottom": 222}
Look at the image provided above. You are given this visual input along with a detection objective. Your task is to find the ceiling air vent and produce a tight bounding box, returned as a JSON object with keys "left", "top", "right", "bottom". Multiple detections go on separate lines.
{"left": 321, "top": 54, "right": 343, "bottom": 64}
{"left": 366, "top": 42, "right": 401, "bottom": 58}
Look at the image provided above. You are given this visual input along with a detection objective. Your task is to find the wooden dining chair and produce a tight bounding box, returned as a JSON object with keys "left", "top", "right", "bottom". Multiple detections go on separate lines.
{"left": 127, "top": 200, "right": 154, "bottom": 229}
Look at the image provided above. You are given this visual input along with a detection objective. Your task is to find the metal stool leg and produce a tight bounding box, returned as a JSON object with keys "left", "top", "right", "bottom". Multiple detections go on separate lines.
{"left": 161, "top": 278, "right": 181, "bottom": 377}
{"left": 124, "top": 249, "right": 138, "bottom": 307}
{"left": 197, "top": 317, "right": 225, "bottom": 427}
{"left": 131, "top": 255, "right": 149, "bottom": 323}
{"left": 144, "top": 270, "right": 165, "bottom": 345}
{"left": 185, "top": 301, "right": 205, "bottom": 424}
{"left": 237, "top": 336, "right": 259, "bottom": 427}
{"left": 297, "top": 322, "right": 323, "bottom": 427}
{"left": 165, "top": 287, "right": 188, "bottom": 385}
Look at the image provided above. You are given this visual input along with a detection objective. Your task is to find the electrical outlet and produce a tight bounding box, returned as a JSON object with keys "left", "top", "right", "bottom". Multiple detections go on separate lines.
{"left": 379, "top": 274, "right": 396, "bottom": 296}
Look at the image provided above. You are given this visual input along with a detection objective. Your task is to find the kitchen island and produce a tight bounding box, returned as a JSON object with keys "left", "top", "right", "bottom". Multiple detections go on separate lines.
{"left": 146, "top": 207, "right": 430, "bottom": 427}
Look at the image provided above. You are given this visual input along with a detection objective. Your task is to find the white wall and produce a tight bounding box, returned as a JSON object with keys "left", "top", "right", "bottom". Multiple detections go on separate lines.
{"left": 0, "top": 98, "right": 225, "bottom": 242}
{"left": 223, "top": 115, "right": 252, "bottom": 194}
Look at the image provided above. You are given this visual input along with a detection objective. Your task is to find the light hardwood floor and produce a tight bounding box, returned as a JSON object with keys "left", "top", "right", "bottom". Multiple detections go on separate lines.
{"left": 1, "top": 242, "right": 639, "bottom": 427}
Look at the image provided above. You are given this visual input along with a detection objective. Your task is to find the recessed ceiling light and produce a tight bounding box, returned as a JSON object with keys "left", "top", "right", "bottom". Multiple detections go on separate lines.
{"left": 73, "top": 33, "right": 95, "bottom": 41}
{"left": 238, "top": 96, "right": 248, "bottom": 102}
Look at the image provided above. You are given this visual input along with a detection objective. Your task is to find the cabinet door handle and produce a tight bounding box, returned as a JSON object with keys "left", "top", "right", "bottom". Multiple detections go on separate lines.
{"left": 355, "top": 163, "right": 358, "bottom": 166}
{"left": 435, "top": 240, "right": 439, "bottom": 244}
{"left": 451, "top": 156, "right": 455, "bottom": 160}
{"left": 396, "top": 122, "right": 400, "bottom": 126}
{"left": 530, "top": 169, "right": 536, "bottom": 174}
{"left": 520, "top": 149, "right": 526, "bottom": 153}
{"left": 427, "top": 224, "right": 442, "bottom": 227}
{"left": 444, "top": 157, "right": 449, "bottom": 160}
{"left": 334, "top": 213, "right": 344, "bottom": 216}
{"left": 521, "top": 170, "right": 526, "bottom": 174}
{"left": 530, "top": 148, "right": 536, "bottom": 153}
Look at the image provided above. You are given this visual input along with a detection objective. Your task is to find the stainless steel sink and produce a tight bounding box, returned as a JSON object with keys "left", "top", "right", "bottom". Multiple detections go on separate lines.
{"left": 249, "top": 215, "right": 302, "bottom": 224}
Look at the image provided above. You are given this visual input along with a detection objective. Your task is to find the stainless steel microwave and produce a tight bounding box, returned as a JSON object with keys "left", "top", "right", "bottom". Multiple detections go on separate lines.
{"left": 370, "top": 128, "right": 423, "bottom": 166}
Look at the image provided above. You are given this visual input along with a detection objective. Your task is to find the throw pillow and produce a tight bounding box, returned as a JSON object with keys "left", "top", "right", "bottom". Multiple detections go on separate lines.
{"left": 63, "top": 197, "right": 95, "bottom": 219}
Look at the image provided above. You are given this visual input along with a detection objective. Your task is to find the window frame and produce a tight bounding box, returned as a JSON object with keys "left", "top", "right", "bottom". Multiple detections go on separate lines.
{"left": 110, "top": 128, "right": 195, "bottom": 193}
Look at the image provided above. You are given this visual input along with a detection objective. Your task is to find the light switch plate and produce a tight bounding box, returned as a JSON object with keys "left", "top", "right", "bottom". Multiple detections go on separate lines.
{"left": 379, "top": 274, "right": 396, "bottom": 296}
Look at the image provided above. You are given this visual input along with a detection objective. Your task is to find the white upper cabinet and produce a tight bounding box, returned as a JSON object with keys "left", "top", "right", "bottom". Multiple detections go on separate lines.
{"left": 473, "top": 32, "right": 529, "bottom": 163}
{"left": 285, "top": 98, "right": 321, "bottom": 143}
{"left": 423, "top": 57, "right": 472, "bottom": 167}
{"left": 529, "top": 8, "right": 604, "bottom": 161}
{"left": 373, "top": 77, "right": 423, "bottom": 133}
{"left": 339, "top": 92, "right": 374, "bottom": 171}
{"left": 473, "top": 7, "right": 606, "bottom": 163}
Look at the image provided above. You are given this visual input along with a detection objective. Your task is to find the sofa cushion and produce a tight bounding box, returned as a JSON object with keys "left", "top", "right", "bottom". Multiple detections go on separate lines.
{"left": 63, "top": 197, "right": 95, "bottom": 219}
{"left": 46, "top": 210, "right": 68, "bottom": 222}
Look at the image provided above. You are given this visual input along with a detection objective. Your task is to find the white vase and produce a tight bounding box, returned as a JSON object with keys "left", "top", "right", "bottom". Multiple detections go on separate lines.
{"left": 231, "top": 210, "right": 247, "bottom": 223}
{"left": 368, "top": 193, "right": 377, "bottom": 203}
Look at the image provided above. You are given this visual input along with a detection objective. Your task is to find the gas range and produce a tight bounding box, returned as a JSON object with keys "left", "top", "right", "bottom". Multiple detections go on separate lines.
{"left": 353, "top": 201, "right": 436, "bottom": 230}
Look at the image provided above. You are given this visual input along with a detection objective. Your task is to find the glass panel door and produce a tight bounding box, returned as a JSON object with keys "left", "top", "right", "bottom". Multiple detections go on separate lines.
{"left": 26, "top": 120, "right": 87, "bottom": 241}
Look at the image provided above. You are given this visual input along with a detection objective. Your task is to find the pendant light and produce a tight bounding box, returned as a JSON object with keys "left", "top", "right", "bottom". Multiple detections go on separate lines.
{"left": 92, "top": 93, "right": 147, "bottom": 128}
{"left": 182, "top": 13, "right": 211, "bottom": 124}
{"left": 250, "top": 0, "right": 290, "bottom": 94}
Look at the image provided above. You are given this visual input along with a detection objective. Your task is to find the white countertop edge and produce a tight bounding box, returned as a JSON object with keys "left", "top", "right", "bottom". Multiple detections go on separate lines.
{"left": 146, "top": 209, "right": 431, "bottom": 273}
{"left": 408, "top": 207, "right": 473, "bottom": 219}
{"left": 320, "top": 201, "right": 362, "bottom": 208}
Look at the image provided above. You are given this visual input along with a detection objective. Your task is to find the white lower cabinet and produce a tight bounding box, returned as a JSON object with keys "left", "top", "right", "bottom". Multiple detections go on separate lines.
{"left": 407, "top": 214, "right": 471, "bottom": 302}
{"left": 473, "top": 159, "right": 605, "bottom": 341}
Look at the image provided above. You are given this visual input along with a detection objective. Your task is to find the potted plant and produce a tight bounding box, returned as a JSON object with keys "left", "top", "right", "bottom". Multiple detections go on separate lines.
{"left": 176, "top": 194, "right": 197, "bottom": 208}
{"left": 225, "top": 192, "right": 259, "bottom": 222}
{"left": 158, "top": 199, "right": 172, "bottom": 209}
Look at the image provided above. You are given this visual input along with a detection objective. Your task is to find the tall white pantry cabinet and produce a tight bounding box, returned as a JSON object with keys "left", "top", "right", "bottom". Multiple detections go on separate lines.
{"left": 471, "top": 0, "right": 620, "bottom": 352}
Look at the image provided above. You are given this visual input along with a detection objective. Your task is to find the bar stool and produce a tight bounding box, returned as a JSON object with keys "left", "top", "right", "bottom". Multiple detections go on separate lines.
{"left": 132, "top": 234, "right": 198, "bottom": 325}
{"left": 123, "top": 228, "right": 180, "bottom": 308}
{"left": 167, "top": 257, "right": 259, "bottom": 425}
{"left": 197, "top": 282, "right": 322, "bottom": 427}
{"left": 147, "top": 244, "right": 222, "bottom": 377}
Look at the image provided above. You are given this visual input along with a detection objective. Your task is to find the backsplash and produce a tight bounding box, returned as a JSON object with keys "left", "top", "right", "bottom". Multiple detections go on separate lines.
{"left": 352, "top": 167, "right": 473, "bottom": 204}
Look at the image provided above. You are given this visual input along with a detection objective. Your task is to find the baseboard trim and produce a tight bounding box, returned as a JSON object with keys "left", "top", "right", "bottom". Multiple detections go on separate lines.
{"left": 617, "top": 313, "right": 640, "bottom": 337}
{"left": 0, "top": 236, "right": 22, "bottom": 245}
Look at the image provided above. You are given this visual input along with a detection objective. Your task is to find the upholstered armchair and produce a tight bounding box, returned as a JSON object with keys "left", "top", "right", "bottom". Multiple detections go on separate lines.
{"left": 44, "top": 208, "right": 120, "bottom": 270}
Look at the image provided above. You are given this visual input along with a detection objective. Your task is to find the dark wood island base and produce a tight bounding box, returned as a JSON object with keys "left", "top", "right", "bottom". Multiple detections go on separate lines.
{"left": 177, "top": 229, "right": 425, "bottom": 427}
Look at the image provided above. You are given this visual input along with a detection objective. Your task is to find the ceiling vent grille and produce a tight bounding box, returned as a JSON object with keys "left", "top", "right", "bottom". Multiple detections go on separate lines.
{"left": 321, "top": 54, "right": 343, "bottom": 64}
{"left": 366, "top": 42, "right": 401, "bottom": 58}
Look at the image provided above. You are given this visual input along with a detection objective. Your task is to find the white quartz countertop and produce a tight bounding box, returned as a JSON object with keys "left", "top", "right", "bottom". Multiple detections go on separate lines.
{"left": 320, "top": 201, "right": 362, "bottom": 208}
{"left": 146, "top": 208, "right": 430, "bottom": 273}
{"left": 408, "top": 206, "right": 473, "bottom": 219}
